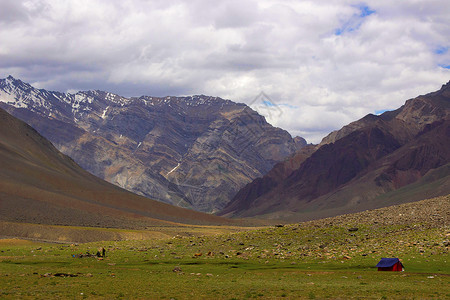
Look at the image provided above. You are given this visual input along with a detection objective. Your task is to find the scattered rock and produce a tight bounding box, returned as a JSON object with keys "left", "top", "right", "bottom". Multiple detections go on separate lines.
{"left": 54, "top": 273, "right": 78, "bottom": 277}
{"left": 173, "top": 266, "right": 182, "bottom": 273}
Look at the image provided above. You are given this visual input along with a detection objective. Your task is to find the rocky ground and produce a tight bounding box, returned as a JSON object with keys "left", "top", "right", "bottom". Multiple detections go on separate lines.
{"left": 127, "top": 195, "right": 449, "bottom": 266}
{"left": 308, "top": 194, "right": 449, "bottom": 228}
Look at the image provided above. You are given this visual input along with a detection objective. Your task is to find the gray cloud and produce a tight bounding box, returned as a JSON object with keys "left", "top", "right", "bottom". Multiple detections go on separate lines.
{"left": 1, "top": 0, "right": 449, "bottom": 143}
{"left": 0, "top": 0, "right": 29, "bottom": 24}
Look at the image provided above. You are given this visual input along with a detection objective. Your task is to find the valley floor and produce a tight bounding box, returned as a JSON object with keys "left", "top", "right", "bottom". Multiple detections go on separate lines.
{"left": 1, "top": 195, "right": 449, "bottom": 299}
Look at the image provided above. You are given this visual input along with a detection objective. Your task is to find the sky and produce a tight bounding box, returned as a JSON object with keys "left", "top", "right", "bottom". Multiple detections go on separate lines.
{"left": 1, "top": 0, "right": 449, "bottom": 143}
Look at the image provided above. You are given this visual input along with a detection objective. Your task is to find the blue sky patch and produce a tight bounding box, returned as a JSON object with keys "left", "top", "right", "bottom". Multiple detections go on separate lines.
{"left": 439, "top": 64, "right": 450, "bottom": 69}
{"left": 375, "top": 109, "right": 389, "bottom": 115}
{"left": 261, "top": 100, "right": 298, "bottom": 109}
{"left": 334, "top": 4, "right": 376, "bottom": 36}
{"left": 335, "top": 28, "right": 345, "bottom": 36}
{"left": 263, "top": 100, "right": 276, "bottom": 107}
{"left": 435, "top": 46, "right": 448, "bottom": 55}
{"left": 359, "top": 5, "right": 376, "bottom": 17}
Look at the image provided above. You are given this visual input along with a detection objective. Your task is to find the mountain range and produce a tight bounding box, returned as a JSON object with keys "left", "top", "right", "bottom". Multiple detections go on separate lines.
{"left": 219, "top": 82, "right": 450, "bottom": 221}
{"left": 0, "top": 76, "right": 304, "bottom": 213}
{"left": 1, "top": 76, "right": 448, "bottom": 224}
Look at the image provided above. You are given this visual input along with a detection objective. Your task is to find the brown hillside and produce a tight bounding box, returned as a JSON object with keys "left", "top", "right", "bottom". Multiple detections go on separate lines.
{"left": 0, "top": 108, "right": 234, "bottom": 228}
{"left": 221, "top": 82, "right": 450, "bottom": 220}
{"left": 220, "top": 145, "right": 316, "bottom": 214}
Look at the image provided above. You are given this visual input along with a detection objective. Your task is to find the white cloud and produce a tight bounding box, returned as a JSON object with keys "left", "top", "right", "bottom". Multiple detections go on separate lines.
{"left": 1, "top": 0, "right": 449, "bottom": 144}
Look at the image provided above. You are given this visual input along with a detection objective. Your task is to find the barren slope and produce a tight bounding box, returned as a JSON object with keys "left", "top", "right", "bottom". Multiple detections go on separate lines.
{"left": 0, "top": 108, "right": 235, "bottom": 228}
{"left": 221, "top": 82, "right": 450, "bottom": 220}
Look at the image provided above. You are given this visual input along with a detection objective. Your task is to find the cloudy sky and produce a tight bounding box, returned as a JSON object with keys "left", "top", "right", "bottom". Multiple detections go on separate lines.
{"left": 1, "top": 0, "right": 449, "bottom": 143}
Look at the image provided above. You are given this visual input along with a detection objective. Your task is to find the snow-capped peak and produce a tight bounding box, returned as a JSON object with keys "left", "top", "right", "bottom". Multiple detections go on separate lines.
{"left": 0, "top": 76, "right": 129, "bottom": 118}
{"left": 0, "top": 75, "right": 52, "bottom": 110}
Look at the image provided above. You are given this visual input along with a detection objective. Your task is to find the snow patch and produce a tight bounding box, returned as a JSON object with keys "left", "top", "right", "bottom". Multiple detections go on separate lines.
{"left": 101, "top": 106, "right": 109, "bottom": 119}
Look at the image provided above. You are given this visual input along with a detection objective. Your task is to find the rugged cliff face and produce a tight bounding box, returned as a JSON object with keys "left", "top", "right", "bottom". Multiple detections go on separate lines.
{"left": 221, "top": 145, "right": 316, "bottom": 215}
{"left": 0, "top": 76, "right": 303, "bottom": 212}
{"left": 0, "top": 107, "right": 233, "bottom": 228}
{"left": 220, "top": 82, "right": 450, "bottom": 220}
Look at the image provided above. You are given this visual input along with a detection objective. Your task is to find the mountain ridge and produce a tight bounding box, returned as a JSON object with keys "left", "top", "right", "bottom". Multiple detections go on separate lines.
{"left": 0, "top": 76, "right": 303, "bottom": 212}
{"left": 220, "top": 82, "right": 450, "bottom": 220}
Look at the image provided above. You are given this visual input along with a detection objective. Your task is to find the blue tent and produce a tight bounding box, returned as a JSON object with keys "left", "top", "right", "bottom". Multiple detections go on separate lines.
{"left": 376, "top": 258, "right": 404, "bottom": 271}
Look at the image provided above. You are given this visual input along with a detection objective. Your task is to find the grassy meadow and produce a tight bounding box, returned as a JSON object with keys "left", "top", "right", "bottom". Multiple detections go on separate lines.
{"left": 0, "top": 196, "right": 448, "bottom": 299}
{"left": 1, "top": 216, "right": 449, "bottom": 299}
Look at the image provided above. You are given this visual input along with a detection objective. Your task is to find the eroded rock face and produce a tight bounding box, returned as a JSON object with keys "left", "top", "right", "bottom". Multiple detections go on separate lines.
{"left": 221, "top": 82, "right": 450, "bottom": 220}
{"left": 0, "top": 107, "right": 233, "bottom": 228}
{"left": 0, "top": 76, "right": 302, "bottom": 212}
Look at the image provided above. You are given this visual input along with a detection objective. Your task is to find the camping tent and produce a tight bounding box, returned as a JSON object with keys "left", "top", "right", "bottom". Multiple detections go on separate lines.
{"left": 376, "top": 258, "right": 404, "bottom": 271}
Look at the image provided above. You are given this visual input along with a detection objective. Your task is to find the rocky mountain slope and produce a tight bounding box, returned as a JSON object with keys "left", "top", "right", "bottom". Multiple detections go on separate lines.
{"left": 0, "top": 107, "right": 235, "bottom": 228}
{"left": 0, "top": 76, "right": 303, "bottom": 212}
{"left": 220, "top": 82, "right": 450, "bottom": 220}
{"left": 222, "top": 145, "right": 317, "bottom": 214}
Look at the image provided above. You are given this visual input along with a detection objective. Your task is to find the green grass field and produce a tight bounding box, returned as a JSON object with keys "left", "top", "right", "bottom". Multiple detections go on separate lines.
{"left": 1, "top": 217, "right": 449, "bottom": 299}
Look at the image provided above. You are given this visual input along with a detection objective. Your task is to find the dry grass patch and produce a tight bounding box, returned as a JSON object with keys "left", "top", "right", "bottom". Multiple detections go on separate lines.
{"left": 0, "top": 239, "right": 37, "bottom": 246}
